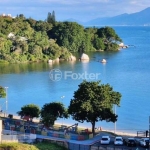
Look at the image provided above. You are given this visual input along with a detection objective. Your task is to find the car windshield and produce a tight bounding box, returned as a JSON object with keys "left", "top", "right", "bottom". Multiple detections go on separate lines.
{"left": 129, "top": 139, "right": 135, "bottom": 142}
{"left": 116, "top": 139, "right": 122, "bottom": 141}
{"left": 145, "top": 140, "right": 149, "bottom": 142}
{"left": 102, "top": 138, "right": 108, "bottom": 141}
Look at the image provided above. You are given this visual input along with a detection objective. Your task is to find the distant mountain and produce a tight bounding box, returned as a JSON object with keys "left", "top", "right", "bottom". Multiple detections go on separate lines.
{"left": 84, "top": 7, "right": 150, "bottom": 26}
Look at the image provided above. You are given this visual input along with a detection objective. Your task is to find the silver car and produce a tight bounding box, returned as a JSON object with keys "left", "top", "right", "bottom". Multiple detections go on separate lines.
{"left": 114, "top": 136, "right": 123, "bottom": 145}
{"left": 139, "top": 138, "right": 149, "bottom": 148}
{"left": 100, "top": 136, "right": 110, "bottom": 145}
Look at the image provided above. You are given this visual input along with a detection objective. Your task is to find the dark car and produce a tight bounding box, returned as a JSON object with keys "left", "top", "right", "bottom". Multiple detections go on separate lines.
{"left": 124, "top": 138, "right": 137, "bottom": 147}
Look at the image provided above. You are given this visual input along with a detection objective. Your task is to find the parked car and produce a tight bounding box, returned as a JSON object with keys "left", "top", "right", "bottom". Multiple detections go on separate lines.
{"left": 100, "top": 136, "right": 110, "bottom": 144}
{"left": 139, "top": 138, "right": 149, "bottom": 148}
{"left": 114, "top": 136, "right": 123, "bottom": 145}
{"left": 124, "top": 138, "right": 137, "bottom": 147}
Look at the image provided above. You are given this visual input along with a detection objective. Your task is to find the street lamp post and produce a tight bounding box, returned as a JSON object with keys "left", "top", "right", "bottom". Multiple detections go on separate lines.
{"left": 61, "top": 96, "right": 65, "bottom": 125}
{"left": 5, "top": 87, "right": 8, "bottom": 117}
{"left": 114, "top": 105, "right": 116, "bottom": 134}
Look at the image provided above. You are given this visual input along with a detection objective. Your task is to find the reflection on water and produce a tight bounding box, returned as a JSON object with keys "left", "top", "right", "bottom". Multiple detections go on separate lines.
{"left": 0, "top": 62, "right": 50, "bottom": 74}
{"left": 80, "top": 59, "right": 89, "bottom": 63}
{"left": 0, "top": 51, "right": 114, "bottom": 75}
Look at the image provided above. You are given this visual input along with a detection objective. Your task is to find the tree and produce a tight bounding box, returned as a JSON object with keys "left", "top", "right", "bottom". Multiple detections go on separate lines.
{"left": 44, "top": 39, "right": 61, "bottom": 59}
{"left": 93, "top": 36, "right": 105, "bottom": 50}
{"left": 47, "top": 22, "right": 85, "bottom": 52}
{"left": 29, "top": 44, "right": 43, "bottom": 59}
{"left": 40, "top": 102, "right": 69, "bottom": 127}
{"left": 47, "top": 11, "right": 56, "bottom": 24}
{"left": 34, "top": 21, "right": 52, "bottom": 32}
{"left": 97, "top": 26, "right": 122, "bottom": 51}
{"left": 52, "top": 11, "right": 56, "bottom": 24}
{"left": 68, "top": 80, "right": 121, "bottom": 136}
{"left": 18, "top": 14, "right": 26, "bottom": 20}
{"left": 17, "top": 104, "right": 40, "bottom": 121}
{"left": 0, "top": 37, "right": 12, "bottom": 54}
{"left": 0, "top": 86, "right": 6, "bottom": 98}
{"left": 47, "top": 12, "right": 52, "bottom": 23}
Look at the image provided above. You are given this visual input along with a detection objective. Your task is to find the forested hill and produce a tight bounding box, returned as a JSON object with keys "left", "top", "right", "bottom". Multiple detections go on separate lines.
{"left": 0, "top": 13, "right": 122, "bottom": 63}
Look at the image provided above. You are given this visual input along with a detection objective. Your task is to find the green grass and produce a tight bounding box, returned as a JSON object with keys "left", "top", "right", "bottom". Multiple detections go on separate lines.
{"left": 0, "top": 142, "right": 68, "bottom": 150}
{"left": 0, "top": 143, "right": 37, "bottom": 150}
{"left": 0, "top": 60, "right": 9, "bottom": 64}
{"left": 34, "top": 141, "right": 68, "bottom": 150}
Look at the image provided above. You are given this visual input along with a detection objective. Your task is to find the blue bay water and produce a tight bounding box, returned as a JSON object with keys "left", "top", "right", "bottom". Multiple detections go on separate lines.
{"left": 0, "top": 26, "right": 150, "bottom": 133}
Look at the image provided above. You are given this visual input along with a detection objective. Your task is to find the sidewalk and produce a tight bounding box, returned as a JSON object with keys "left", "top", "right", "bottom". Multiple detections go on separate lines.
{"left": 36, "top": 131, "right": 113, "bottom": 145}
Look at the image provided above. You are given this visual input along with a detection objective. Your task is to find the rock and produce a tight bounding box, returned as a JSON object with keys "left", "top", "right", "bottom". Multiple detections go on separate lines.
{"left": 48, "top": 59, "right": 53, "bottom": 63}
{"left": 80, "top": 53, "right": 89, "bottom": 60}
{"left": 122, "top": 45, "right": 128, "bottom": 49}
{"left": 81, "top": 59, "right": 89, "bottom": 63}
{"left": 48, "top": 58, "right": 59, "bottom": 64}
{"left": 69, "top": 55, "right": 76, "bottom": 61}
{"left": 53, "top": 58, "right": 59, "bottom": 64}
{"left": 118, "top": 43, "right": 129, "bottom": 49}
{"left": 53, "top": 58, "right": 59, "bottom": 62}
{"left": 118, "top": 43, "right": 124, "bottom": 47}
{"left": 101, "top": 59, "right": 107, "bottom": 63}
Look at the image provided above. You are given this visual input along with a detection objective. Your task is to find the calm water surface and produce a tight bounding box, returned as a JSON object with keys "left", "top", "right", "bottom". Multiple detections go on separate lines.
{"left": 0, "top": 26, "right": 150, "bottom": 133}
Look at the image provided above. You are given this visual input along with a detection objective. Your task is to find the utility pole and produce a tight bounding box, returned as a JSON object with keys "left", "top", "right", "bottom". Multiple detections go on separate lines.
{"left": 114, "top": 105, "right": 116, "bottom": 134}
{"left": 5, "top": 87, "right": 8, "bottom": 117}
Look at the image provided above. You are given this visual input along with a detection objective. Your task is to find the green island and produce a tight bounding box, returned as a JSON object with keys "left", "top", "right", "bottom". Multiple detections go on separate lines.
{"left": 0, "top": 12, "right": 122, "bottom": 64}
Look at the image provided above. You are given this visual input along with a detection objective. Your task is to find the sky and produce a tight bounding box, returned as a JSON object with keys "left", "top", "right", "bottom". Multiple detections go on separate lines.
{"left": 0, "top": 0, "right": 150, "bottom": 22}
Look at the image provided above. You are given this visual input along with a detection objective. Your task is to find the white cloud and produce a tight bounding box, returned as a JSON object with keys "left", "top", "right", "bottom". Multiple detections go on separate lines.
{"left": 42, "top": 0, "right": 110, "bottom": 5}
{"left": 130, "top": 1, "right": 138, "bottom": 4}
{"left": 41, "top": 0, "right": 81, "bottom": 5}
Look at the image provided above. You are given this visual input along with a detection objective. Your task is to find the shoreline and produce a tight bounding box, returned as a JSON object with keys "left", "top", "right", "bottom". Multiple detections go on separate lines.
{"left": 0, "top": 113, "right": 142, "bottom": 137}
{"left": 103, "top": 130, "right": 137, "bottom": 137}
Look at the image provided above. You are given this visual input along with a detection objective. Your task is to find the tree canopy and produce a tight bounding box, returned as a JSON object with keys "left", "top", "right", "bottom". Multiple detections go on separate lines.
{"left": 47, "top": 22, "right": 86, "bottom": 52}
{"left": 0, "top": 86, "right": 6, "bottom": 98}
{"left": 17, "top": 104, "right": 40, "bottom": 120}
{"left": 40, "top": 102, "right": 69, "bottom": 127}
{"left": 96, "top": 27, "right": 122, "bottom": 51}
{"left": 68, "top": 80, "right": 121, "bottom": 136}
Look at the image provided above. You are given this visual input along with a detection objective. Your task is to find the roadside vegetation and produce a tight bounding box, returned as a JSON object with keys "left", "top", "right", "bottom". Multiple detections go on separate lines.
{"left": 0, "top": 142, "right": 67, "bottom": 150}
{"left": 0, "top": 11, "right": 122, "bottom": 64}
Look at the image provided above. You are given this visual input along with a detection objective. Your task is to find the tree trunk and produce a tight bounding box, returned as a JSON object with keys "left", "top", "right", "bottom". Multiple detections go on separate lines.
{"left": 92, "top": 122, "right": 95, "bottom": 136}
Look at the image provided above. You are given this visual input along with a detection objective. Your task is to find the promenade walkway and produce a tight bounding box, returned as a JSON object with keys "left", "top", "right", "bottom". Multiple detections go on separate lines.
{"left": 35, "top": 131, "right": 115, "bottom": 150}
